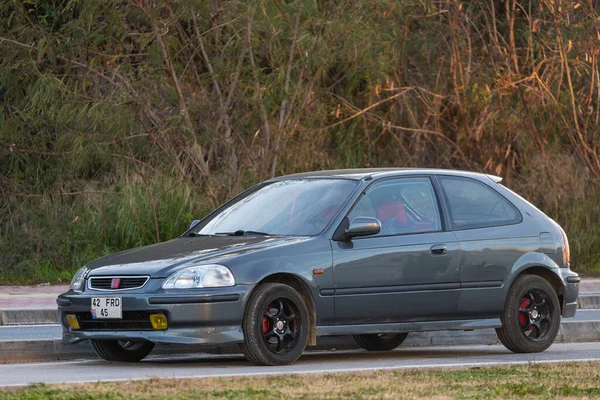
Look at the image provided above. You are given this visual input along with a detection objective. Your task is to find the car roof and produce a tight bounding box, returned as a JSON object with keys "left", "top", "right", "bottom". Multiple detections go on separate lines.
{"left": 273, "top": 168, "right": 502, "bottom": 182}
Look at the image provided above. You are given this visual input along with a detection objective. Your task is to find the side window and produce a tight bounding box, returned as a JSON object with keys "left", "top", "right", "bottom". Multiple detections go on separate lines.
{"left": 348, "top": 177, "right": 442, "bottom": 236}
{"left": 439, "top": 176, "right": 522, "bottom": 230}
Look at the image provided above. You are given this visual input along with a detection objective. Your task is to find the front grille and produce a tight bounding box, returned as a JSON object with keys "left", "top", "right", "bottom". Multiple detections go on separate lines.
{"left": 74, "top": 311, "right": 157, "bottom": 331}
{"left": 88, "top": 276, "right": 149, "bottom": 291}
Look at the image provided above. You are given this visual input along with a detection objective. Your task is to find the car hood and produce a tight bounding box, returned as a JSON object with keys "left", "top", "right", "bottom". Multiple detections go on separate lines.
{"left": 85, "top": 235, "right": 309, "bottom": 278}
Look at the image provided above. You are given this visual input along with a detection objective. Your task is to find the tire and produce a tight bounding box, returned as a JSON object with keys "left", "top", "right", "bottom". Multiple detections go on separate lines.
{"left": 91, "top": 340, "right": 155, "bottom": 362}
{"left": 353, "top": 333, "right": 408, "bottom": 351}
{"left": 240, "top": 283, "right": 310, "bottom": 366}
{"left": 496, "top": 274, "right": 561, "bottom": 353}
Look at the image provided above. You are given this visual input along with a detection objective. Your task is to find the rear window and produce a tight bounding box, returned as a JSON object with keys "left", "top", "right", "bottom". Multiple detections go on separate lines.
{"left": 439, "top": 176, "right": 522, "bottom": 230}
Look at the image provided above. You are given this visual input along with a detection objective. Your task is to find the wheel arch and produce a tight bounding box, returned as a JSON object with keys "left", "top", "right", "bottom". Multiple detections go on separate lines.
{"left": 252, "top": 273, "right": 318, "bottom": 346}
{"left": 506, "top": 256, "right": 566, "bottom": 314}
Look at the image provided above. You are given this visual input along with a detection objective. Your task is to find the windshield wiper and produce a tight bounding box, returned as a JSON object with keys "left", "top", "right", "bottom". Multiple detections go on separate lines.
{"left": 187, "top": 232, "right": 211, "bottom": 237}
{"left": 215, "top": 230, "right": 271, "bottom": 236}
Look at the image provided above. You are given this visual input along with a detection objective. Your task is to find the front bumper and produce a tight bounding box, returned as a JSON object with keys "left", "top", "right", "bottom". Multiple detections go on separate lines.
{"left": 58, "top": 282, "right": 253, "bottom": 346}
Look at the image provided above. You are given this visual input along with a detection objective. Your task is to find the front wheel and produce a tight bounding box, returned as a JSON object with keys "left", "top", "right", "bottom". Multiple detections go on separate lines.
{"left": 496, "top": 274, "right": 561, "bottom": 353}
{"left": 240, "top": 283, "right": 310, "bottom": 366}
{"left": 353, "top": 333, "right": 408, "bottom": 351}
{"left": 91, "top": 340, "right": 154, "bottom": 362}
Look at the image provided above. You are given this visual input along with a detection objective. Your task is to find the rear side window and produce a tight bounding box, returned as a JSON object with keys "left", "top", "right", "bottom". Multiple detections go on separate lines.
{"left": 439, "top": 176, "right": 522, "bottom": 230}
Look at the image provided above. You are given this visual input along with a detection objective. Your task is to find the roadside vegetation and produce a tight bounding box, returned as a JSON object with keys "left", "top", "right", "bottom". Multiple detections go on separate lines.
{"left": 1, "top": 1, "right": 600, "bottom": 283}
{"left": 2, "top": 362, "right": 600, "bottom": 399}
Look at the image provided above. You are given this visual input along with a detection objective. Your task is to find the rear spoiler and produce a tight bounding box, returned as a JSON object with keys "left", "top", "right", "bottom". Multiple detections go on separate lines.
{"left": 486, "top": 174, "right": 503, "bottom": 183}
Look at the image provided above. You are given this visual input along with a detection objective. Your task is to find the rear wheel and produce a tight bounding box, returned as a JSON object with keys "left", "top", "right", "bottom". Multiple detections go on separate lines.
{"left": 496, "top": 274, "right": 561, "bottom": 353}
{"left": 240, "top": 283, "right": 309, "bottom": 366}
{"left": 353, "top": 333, "right": 408, "bottom": 351}
{"left": 91, "top": 340, "right": 154, "bottom": 362}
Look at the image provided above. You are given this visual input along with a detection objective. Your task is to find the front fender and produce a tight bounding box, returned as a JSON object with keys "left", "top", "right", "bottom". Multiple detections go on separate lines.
{"left": 226, "top": 237, "right": 334, "bottom": 325}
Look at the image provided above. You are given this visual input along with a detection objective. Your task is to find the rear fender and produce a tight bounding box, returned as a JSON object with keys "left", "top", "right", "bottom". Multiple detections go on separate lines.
{"left": 504, "top": 252, "right": 568, "bottom": 312}
{"left": 506, "top": 252, "right": 563, "bottom": 287}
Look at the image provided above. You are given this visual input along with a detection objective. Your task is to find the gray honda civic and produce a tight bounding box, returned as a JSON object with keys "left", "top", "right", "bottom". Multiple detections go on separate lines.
{"left": 58, "top": 168, "right": 580, "bottom": 365}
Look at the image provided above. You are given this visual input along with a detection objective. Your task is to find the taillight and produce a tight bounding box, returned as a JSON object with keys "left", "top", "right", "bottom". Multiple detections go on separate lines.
{"left": 559, "top": 225, "right": 570, "bottom": 266}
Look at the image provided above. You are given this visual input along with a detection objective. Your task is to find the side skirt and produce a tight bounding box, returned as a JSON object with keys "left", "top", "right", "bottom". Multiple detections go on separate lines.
{"left": 316, "top": 318, "right": 502, "bottom": 336}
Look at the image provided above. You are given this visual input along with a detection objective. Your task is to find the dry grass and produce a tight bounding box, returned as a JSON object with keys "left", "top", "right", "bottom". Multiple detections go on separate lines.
{"left": 3, "top": 0, "right": 600, "bottom": 282}
{"left": 2, "top": 362, "right": 600, "bottom": 399}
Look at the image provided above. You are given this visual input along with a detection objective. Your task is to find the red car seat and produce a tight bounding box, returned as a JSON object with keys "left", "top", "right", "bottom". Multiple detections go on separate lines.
{"left": 376, "top": 202, "right": 408, "bottom": 233}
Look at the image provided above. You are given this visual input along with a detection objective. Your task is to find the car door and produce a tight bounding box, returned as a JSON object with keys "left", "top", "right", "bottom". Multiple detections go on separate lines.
{"left": 436, "top": 175, "right": 540, "bottom": 318}
{"left": 330, "top": 176, "right": 461, "bottom": 325}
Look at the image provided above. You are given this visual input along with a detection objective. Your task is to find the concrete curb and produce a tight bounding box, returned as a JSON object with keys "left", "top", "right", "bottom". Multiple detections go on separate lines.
{"left": 579, "top": 294, "right": 600, "bottom": 309}
{"left": 2, "top": 319, "right": 599, "bottom": 364}
{"left": 0, "top": 340, "right": 235, "bottom": 364}
{"left": 1, "top": 292, "right": 598, "bottom": 363}
{"left": 0, "top": 308, "right": 59, "bottom": 326}
{"left": 2, "top": 294, "right": 599, "bottom": 326}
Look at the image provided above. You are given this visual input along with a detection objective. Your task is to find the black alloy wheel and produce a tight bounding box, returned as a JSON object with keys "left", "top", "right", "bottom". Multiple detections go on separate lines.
{"left": 517, "top": 290, "right": 552, "bottom": 340}
{"left": 241, "top": 283, "right": 309, "bottom": 366}
{"left": 496, "top": 274, "right": 561, "bottom": 353}
{"left": 262, "top": 298, "right": 301, "bottom": 354}
{"left": 353, "top": 333, "right": 408, "bottom": 351}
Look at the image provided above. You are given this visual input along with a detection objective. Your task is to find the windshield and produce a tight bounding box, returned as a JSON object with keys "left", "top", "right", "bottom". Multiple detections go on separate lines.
{"left": 195, "top": 179, "right": 358, "bottom": 236}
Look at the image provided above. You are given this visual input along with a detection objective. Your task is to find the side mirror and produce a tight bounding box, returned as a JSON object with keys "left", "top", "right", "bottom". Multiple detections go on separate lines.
{"left": 345, "top": 217, "right": 381, "bottom": 239}
{"left": 188, "top": 219, "right": 201, "bottom": 231}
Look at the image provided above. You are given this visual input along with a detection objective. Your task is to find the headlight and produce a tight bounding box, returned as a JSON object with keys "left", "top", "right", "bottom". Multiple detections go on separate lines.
{"left": 162, "top": 264, "right": 235, "bottom": 289}
{"left": 70, "top": 266, "right": 88, "bottom": 291}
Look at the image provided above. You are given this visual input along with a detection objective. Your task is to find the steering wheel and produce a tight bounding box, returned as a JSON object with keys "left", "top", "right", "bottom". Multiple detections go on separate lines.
{"left": 301, "top": 205, "right": 342, "bottom": 232}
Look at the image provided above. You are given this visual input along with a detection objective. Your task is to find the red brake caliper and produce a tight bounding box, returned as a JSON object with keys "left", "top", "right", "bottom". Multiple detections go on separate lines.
{"left": 262, "top": 315, "right": 270, "bottom": 334}
{"left": 519, "top": 298, "right": 531, "bottom": 328}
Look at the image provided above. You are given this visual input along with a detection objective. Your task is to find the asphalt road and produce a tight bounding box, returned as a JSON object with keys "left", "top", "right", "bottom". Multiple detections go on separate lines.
{"left": 1, "top": 342, "right": 600, "bottom": 387}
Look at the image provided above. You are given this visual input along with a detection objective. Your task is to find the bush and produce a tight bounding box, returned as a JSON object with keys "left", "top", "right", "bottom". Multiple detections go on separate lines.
{"left": 1, "top": 0, "right": 599, "bottom": 282}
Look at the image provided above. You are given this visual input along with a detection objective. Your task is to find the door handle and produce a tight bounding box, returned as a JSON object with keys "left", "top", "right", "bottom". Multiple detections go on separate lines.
{"left": 430, "top": 244, "right": 448, "bottom": 255}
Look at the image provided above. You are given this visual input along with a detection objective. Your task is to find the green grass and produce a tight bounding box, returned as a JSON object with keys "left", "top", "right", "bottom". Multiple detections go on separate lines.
{"left": 1, "top": 176, "right": 599, "bottom": 285}
{"left": 0, "top": 177, "right": 212, "bottom": 285}
{"left": 2, "top": 0, "right": 600, "bottom": 284}
{"left": 556, "top": 195, "right": 600, "bottom": 275}
{"left": 2, "top": 362, "right": 600, "bottom": 399}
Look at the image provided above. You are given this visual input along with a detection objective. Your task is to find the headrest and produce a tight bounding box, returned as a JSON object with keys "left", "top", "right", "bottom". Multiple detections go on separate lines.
{"left": 377, "top": 202, "right": 407, "bottom": 225}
